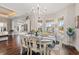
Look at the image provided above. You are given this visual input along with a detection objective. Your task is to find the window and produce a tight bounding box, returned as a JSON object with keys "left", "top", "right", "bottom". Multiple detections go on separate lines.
{"left": 0, "top": 22, "right": 7, "bottom": 32}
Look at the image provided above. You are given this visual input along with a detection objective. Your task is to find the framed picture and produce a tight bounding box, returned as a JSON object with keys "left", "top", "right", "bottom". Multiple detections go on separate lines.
{"left": 76, "top": 16, "right": 79, "bottom": 28}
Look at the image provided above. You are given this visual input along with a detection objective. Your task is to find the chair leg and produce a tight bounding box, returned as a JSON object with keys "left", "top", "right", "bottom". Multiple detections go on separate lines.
{"left": 40, "top": 50, "right": 42, "bottom": 55}
{"left": 44, "top": 50, "right": 46, "bottom": 55}
{"left": 30, "top": 48, "right": 32, "bottom": 55}
{"left": 27, "top": 48, "right": 29, "bottom": 55}
{"left": 44, "top": 45, "right": 47, "bottom": 55}
{"left": 20, "top": 47, "right": 23, "bottom": 55}
{"left": 46, "top": 50, "right": 49, "bottom": 55}
{"left": 47, "top": 50, "right": 50, "bottom": 55}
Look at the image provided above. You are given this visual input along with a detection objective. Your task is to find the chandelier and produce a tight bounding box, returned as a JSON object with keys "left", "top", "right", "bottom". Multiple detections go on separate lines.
{"left": 31, "top": 4, "right": 47, "bottom": 20}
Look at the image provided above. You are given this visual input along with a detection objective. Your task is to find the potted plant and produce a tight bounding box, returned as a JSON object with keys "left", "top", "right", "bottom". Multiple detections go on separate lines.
{"left": 66, "top": 27, "right": 76, "bottom": 44}
{"left": 67, "top": 27, "right": 75, "bottom": 37}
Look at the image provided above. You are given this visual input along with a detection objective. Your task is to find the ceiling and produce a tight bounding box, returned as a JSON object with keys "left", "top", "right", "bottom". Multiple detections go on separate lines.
{"left": 0, "top": 3, "right": 71, "bottom": 17}
{"left": 0, "top": 6, "right": 16, "bottom": 17}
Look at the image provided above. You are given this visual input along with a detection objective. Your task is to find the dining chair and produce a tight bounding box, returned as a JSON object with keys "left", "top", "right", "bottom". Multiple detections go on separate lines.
{"left": 40, "top": 41, "right": 50, "bottom": 55}
{"left": 24, "top": 35, "right": 53, "bottom": 55}
{"left": 35, "top": 36, "right": 53, "bottom": 55}
{"left": 20, "top": 35, "right": 29, "bottom": 55}
{"left": 47, "top": 40, "right": 62, "bottom": 55}
{"left": 29, "top": 36, "right": 42, "bottom": 55}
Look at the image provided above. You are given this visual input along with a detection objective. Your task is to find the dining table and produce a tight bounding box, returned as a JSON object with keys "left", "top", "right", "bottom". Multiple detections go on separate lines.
{"left": 23, "top": 34, "right": 60, "bottom": 55}
{"left": 36, "top": 35, "right": 56, "bottom": 55}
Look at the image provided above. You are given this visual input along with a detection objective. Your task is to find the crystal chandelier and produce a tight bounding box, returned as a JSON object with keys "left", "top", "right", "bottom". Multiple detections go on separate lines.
{"left": 31, "top": 4, "right": 47, "bottom": 20}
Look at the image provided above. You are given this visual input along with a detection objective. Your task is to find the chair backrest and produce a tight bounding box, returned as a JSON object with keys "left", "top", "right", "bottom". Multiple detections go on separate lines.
{"left": 29, "top": 36, "right": 38, "bottom": 48}
{"left": 20, "top": 35, "right": 29, "bottom": 47}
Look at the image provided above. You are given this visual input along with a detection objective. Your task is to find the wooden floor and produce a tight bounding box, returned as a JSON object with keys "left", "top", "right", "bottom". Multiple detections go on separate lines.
{"left": 0, "top": 35, "right": 79, "bottom": 55}
{"left": 0, "top": 36, "right": 20, "bottom": 55}
{"left": 62, "top": 44, "right": 79, "bottom": 55}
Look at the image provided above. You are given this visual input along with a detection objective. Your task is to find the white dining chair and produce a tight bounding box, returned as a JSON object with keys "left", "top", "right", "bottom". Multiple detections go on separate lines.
{"left": 29, "top": 36, "right": 42, "bottom": 55}
{"left": 47, "top": 40, "right": 62, "bottom": 55}
{"left": 20, "top": 35, "right": 29, "bottom": 55}
{"left": 39, "top": 39, "right": 53, "bottom": 55}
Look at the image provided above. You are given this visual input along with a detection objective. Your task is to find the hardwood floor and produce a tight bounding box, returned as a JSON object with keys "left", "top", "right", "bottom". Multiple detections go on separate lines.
{"left": 62, "top": 44, "right": 79, "bottom": 55}
{"left": 0, "top": 35, "right": 79, "bottom": 55}
{"left": 0, "top": 36, "right": 20, "bottom": 55}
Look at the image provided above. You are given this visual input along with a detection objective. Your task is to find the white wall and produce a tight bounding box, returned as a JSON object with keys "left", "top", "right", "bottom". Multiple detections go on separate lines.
{"left": 52, "top": 4, "right": 79, "bottom": 50}
{"left": 52, "top": 3, "right": 79, "bottom": 51}
{"left": 74, "top": 4, "right": 79, "bottom": 51}
{"left": 53, "top": 4, "right": 76, "bottom": 31}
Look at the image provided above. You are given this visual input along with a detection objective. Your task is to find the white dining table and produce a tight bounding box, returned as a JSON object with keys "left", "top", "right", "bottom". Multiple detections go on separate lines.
{"left": 36, "top": 36, "right": 56, "bottom": 55}
{"left": 23, "top": 34, "right": 57, "bottom": 55}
